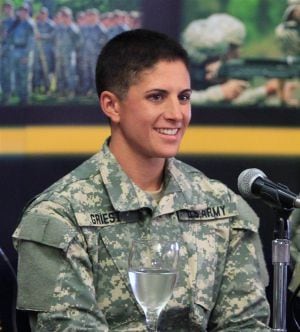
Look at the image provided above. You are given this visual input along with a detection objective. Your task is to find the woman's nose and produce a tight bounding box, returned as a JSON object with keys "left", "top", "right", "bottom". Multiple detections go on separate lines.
{"left": 163, "top": 99, "right": 184, "bottom": 121}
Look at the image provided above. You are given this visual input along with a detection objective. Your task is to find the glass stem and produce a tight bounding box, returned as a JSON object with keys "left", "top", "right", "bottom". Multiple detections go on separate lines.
{"left": 145, "top": 310, "right": 159, "bottom": 332}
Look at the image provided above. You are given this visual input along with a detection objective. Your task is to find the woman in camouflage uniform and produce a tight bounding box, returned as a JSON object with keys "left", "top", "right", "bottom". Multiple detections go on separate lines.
{"left": 13, "top": 29, "right": 271, "bottom": 331}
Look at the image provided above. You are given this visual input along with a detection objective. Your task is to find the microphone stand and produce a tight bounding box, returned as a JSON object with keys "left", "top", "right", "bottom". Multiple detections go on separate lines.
{"left": 271, "top": 208, "right": 291, "bottom": 332}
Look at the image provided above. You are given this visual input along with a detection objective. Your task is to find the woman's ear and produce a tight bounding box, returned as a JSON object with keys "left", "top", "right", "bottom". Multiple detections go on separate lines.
{"left": 100, "top": 91, "right": 121, "bottom": 123}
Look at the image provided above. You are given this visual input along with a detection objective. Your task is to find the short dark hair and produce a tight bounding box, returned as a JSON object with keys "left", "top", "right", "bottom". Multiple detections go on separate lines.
{"left": 95, "top": 29, "right": 190, "bottom": 99}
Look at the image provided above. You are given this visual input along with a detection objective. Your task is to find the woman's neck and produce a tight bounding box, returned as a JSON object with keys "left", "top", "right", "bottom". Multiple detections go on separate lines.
{"left": 109, "top": 140, "right": 165, "bottom": 192}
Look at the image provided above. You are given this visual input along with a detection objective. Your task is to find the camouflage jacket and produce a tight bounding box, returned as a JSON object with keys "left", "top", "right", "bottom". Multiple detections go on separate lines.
{"left": 275, "top": 21, "right": 300, "bottom": 56}
{"left": 11, "top": 18, "right": 35, "bottom": 54}
{"left": 13, "top": 140, "right": 271, "bottom": 331}
{"left": 289, "top": 208, "right": 300, "bottom": 296}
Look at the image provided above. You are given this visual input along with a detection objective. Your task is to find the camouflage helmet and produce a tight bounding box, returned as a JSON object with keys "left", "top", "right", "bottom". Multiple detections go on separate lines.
{"left": 3, "top": 0, "right": 13, "bottom": 7}
{"left": 181, "top": 18, "right": 228, "bottom": 63}
{"left": 206, "top": 13, "right": 246, "bottom": 46}
{"left": 288, "top": 0, "right": 300, "bottom": 5}
{"left": 283, "top": 3, "right": 300, "bottom": 20}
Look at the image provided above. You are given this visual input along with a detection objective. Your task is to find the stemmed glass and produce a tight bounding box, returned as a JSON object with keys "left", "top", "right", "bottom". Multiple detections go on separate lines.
{"left": 128, "top": 239, "right": 179, "bottom": 332}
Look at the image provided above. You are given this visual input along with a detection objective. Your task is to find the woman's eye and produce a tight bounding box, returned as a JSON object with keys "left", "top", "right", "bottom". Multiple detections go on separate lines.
{"left": 179, "top": 94, "right": 191, "bottom": 102}
{"left": 147, "top": 93, "right": 164, "bottom": 102}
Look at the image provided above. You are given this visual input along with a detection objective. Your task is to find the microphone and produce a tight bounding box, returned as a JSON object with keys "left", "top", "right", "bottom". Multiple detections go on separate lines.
{"left": 237, "top": 168, "right": 300, "bottom": 209}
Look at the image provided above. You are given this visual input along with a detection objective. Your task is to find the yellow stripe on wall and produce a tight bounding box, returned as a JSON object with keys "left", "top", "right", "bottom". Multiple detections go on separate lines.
{"left": 183, "top": 126, "right": 300, "bottom": 156}
{"left": 0, "top": 126, "right": 110, "bottom": 155}
{"left": 0, "top": 125, "right": 299, "bottom": 156}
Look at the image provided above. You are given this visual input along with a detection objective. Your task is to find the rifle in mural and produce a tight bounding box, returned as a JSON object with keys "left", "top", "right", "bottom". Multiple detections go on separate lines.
{"left": 216, "top": 57, "right": 300, "bottom": 105}
{"left": 216, "top": 57, "right": 300, "bottom": 80}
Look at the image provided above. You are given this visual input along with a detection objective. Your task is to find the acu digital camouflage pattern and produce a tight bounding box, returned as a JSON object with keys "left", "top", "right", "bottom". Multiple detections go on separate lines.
{"left": 13, "top": 140, "right": 271, "bottom": 331}
{"left": 289, "top": 209, "right": 300, "bottom": 296}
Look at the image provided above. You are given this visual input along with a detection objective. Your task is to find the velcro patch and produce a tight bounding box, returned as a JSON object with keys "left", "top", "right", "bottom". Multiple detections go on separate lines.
{"left": 177, "top": 204, "right": 237, "bottom": 221}
{"left": 75, "top": 210, "right": 141, "bottom": 227}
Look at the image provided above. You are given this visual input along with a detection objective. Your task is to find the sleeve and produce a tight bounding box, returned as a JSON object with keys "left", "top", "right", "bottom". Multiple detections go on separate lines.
{"left": 13, "top": 202, "right": 109, "bottom": 332}
{"left": 232, "top": 86, "right": 268, "bottom": 106}
{"left": 191, "top": 85, "right": 225, "bottom": 105}
{"left": 208, "top": 195, "right": 271, "bottom": 331}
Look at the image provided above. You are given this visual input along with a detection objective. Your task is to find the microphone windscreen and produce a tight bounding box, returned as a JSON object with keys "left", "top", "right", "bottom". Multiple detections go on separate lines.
{"left": 237, "top": 168, "right": 266, "bottom": 198}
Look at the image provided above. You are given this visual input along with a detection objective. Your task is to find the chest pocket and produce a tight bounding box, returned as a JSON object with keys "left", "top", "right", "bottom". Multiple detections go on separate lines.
{"left": 177, "top": 207, "right": 238, "bottom": 327}
{"left": 75, "top": 212, "right": 145, "bottom": 328}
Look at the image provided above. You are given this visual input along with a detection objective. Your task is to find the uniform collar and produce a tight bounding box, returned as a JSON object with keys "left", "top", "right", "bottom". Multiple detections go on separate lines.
{"left": 99, "top": 140, "right": 154, "bottom": 212}
{"left": 156, "top": 158, "right": 207, "bottom": 216}
{"left": 98, "top": 139, "right": 198, "bottom": 214}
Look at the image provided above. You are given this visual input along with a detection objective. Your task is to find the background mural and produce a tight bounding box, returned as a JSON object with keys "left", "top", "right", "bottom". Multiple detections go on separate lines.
{"left": 0, "top": 0, "right": 300, "bottom": 331}
{"left": 0, "top": 0, "right": 142, "bottom": 107}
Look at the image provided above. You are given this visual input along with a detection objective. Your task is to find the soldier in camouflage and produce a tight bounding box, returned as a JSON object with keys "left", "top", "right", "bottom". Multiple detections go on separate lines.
{"left": 54, "top": 7, "right": 80, "bottom": 98}
{"left": 182, "top": 14, "right": 281, "bottom": 106}
{"left": 33, "top": 7, "right": 56, "bottom": 94}
{"left": 81, "top": 8, "right": 107, "bottom": 96}
{"left": 11, "top": 4, "right": 35, "bottom": 105}
{"left": 0, "top": 1, "right": 16, "bottom": 104}
{"left": 13, "top": 29, "right": 271, "bottom": 331}
{"left": 276, "top": 0, "right": 300, "bottom": 56}
{"left": 274, "top": 0, "right": 300, "bottom": 106}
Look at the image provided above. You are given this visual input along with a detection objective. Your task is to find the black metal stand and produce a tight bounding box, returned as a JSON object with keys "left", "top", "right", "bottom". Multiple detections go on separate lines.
{"left": 271, "top": 209, "right": 291, "bottom": 332}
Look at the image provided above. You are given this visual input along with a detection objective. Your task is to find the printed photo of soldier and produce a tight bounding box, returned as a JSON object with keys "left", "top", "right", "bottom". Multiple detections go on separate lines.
{"left": 77, "top": 8, "right": 107, "bottom": 97}
{"left": 182, "top": 12, "right": 298, "bottom": 107}
{"left": 275, "top": 0, "right": 300, "bottom": 106}
{"left": 11, "top": 3, "right": 35, "bottom": 105}
{"left": 53, "top": 6, "right": 80, "bottom": 100}
{"left": 179, "top": 0, "right": 300, "bottom": 108}
{"left": 33, "top": 6, "right": 55, "bottom": 95}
